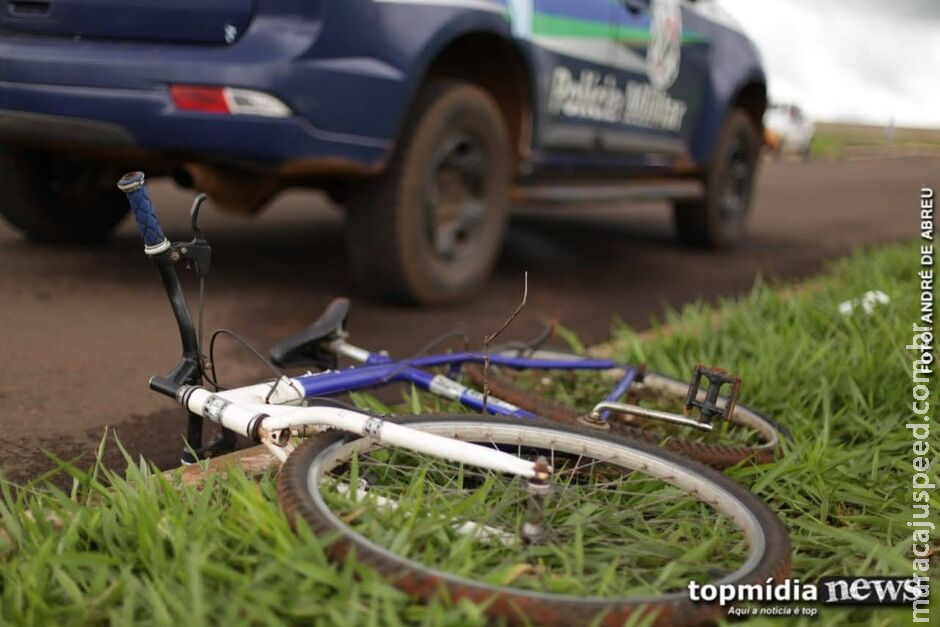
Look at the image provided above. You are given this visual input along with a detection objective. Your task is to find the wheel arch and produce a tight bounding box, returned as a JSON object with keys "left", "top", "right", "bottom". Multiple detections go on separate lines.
{"left": 688, "top": 20, "right": 768, "bottom": 165}
{"left": 731, "top": 80, "right": 768, "bottom": 136}
{"left": 402, "top": 28, "right": 534, "bottom": 174}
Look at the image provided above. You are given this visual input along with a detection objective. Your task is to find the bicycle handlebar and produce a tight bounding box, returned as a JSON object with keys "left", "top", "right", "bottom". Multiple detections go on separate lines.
{"left": 117, "top": 171, "right": 170, "bottom": 254}
{"left": 117, "top": 169, "right": 201, "bottom": 395}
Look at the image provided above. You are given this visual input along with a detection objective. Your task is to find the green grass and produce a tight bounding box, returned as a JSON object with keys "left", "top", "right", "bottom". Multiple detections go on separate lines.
{"left": 810, "top": 126, "right": 940, "bottom": 160}
{"left": 605, "top": 243, "right": 936, "bottom": 625}
{"left": 1, "top": 241, "right": 934, "bottom": 626}
{"left": 810, "top": 131, "right": 878, "bottom": 160}
{"left": 319, "top": 436, "right": 752, "bottom": 600}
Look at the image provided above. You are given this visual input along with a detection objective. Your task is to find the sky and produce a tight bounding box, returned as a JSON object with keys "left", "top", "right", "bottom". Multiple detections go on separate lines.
{"left": 716, "top": 0, "right": 940, "bottom": 128}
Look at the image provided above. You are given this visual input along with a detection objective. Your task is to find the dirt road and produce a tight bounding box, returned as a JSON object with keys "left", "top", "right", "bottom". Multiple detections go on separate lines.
{"left": 0, "top": 157, "right": 933, "bottom": 480}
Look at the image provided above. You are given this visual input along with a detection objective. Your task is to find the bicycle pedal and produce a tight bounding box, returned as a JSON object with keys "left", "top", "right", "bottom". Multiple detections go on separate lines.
{"left": 684, "top": 365, "right": 740, "bottom": 423}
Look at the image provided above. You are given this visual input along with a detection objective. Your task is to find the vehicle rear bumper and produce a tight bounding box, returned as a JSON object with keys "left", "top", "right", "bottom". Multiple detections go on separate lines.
{"left": 0, "top": 1, "right": 401, "bottom": 177}
{"left": 0, "top": 78, "right": 389, "bottom": 176}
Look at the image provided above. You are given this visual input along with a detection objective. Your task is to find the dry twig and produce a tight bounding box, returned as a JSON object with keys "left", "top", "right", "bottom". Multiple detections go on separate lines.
{"left": 481, "top": 272, "right": 528, "bottom": 412}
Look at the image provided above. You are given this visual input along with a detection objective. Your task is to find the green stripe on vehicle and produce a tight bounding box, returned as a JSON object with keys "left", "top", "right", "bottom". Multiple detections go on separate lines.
{"left": 616, "top": 25, "right": 708, "bottom": 45}
{"left": 533, "top": 12, "right": 706, "bottom": 45}
{"left": 533, "top": 13, "right": 614, "bottom": 39}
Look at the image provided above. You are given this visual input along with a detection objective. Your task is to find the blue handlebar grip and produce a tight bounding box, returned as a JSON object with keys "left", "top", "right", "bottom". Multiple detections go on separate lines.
{"left": 117, "top": 171, "right": 169, "bottom": 254}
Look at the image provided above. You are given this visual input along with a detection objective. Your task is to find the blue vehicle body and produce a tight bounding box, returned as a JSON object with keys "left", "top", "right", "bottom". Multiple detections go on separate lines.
{"left": 0, "top": 0, "right": 764, "bottom": 176}
{"left": 0, "top": 0, "right": 766, "bottom": 303}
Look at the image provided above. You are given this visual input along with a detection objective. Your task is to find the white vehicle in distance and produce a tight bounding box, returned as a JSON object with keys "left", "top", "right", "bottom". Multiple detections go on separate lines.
{"left": 765, "top": 104, "right": 816, "bottom": 159}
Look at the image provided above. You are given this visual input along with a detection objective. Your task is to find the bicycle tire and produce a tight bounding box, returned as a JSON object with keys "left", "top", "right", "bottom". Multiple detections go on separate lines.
{"left": 464, "top": 352, "right": 790, "bottom": 469}
{"left": 278, "top": 414, "right": 791, "bottom": 626}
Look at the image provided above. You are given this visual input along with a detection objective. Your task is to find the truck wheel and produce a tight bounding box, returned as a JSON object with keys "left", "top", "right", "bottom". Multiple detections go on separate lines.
{"left": 345, "top": 80, "right": 511, "bottom": 304}
{"left": 673, "top": 110, "right": 760, "bottom": 249}
{"left": 0, "top": 146, "right": 128, "bottom": 243}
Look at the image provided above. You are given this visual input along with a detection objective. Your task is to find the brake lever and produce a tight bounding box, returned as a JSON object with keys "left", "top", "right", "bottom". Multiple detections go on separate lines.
{"left": 170, "top": 194, "right": 212, "bottom": 277}
{"left": 190, "top": 193, "right": 208, "bottom": 240}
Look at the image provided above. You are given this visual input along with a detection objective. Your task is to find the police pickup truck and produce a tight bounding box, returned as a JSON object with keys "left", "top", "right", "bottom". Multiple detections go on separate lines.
{"left": 0, "top": 0, "right": 766, "bottom": 304}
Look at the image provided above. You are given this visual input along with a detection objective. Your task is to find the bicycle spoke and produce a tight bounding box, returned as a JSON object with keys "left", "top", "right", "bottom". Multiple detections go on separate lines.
{"left": 317, "top": 432, "right": 749, "bottom": 597}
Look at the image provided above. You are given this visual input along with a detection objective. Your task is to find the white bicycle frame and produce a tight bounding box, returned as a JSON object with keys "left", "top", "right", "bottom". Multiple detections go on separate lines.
{"left": 177, "top": 379, "right": 541, "bottom": 479}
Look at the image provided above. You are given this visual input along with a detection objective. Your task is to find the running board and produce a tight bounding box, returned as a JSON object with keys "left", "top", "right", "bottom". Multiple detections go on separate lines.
{"left": 512, "top": 180, "right": 704, "bottom": 204}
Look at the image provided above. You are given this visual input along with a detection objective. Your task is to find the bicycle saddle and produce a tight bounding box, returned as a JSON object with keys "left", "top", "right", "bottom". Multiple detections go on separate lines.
{"left": 270, "top": 297, "right": 350, "bottom": 370}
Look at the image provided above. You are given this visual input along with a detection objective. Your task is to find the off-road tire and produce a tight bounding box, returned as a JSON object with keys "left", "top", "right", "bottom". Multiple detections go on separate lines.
{"left": 345, "top": 80, "right": 511, "bottom": 304}
{"left": 674, "top": 109, "right": 761, "bottom": 248}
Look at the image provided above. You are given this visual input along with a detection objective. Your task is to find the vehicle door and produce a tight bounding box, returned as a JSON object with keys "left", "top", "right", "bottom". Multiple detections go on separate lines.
{"left": 508, "top": 0, "right": 623, "bottom": 153}
{"left": 602, "top": 0, "right": 710, "bottom": 166}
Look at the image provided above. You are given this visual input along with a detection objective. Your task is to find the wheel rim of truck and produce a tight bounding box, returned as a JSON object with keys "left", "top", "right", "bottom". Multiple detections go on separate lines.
{"left": 719, "top": 131, "right": 754, "bottom": 223}
{"left": 424, "top": 131, "right": 488, "bottom": 262}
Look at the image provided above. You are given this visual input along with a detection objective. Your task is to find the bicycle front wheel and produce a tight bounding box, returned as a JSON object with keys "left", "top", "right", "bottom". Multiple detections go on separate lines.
{"left": 278, "top": 414, "right": 790, "bottom": 626}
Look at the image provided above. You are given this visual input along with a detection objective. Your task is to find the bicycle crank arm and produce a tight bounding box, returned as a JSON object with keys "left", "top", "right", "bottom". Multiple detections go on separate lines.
{"left": 590, "top": 401, "right": 714, "bottom": 431}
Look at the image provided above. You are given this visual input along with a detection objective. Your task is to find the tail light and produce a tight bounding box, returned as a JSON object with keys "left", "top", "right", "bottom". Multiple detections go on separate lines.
{"left": 170, "top": 85, "right": 291, "bottom": 118}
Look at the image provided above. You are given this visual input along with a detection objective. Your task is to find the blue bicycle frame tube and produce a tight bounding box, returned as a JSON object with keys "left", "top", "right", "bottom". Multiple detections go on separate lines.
{"left": 293, "top": 362, "right": 539, "bottom": 418}
{"left": 406, "top": 352, "right": 618, "bottom": 371}
{"left": 291, "top": 351, "right": 623, "bottom": 420}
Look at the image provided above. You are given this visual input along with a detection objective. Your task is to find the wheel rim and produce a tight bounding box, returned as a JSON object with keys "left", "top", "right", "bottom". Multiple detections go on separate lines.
{"left": 304, "top": 420, "right": 771, "bottom": 604}
{"left": 718, "top": 131, "right": 754, "bottom": 227}
{"left": 424, "top": 132, "right": 488, "bottom": 262}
